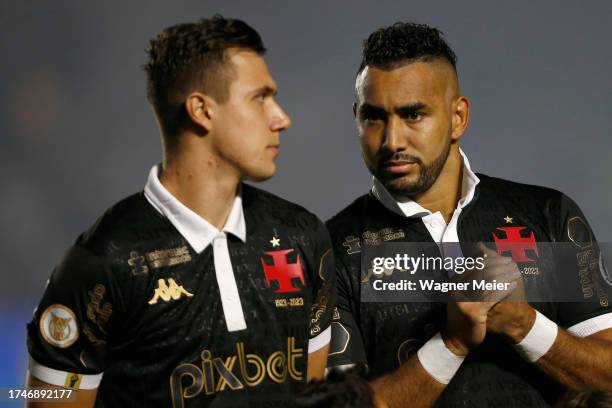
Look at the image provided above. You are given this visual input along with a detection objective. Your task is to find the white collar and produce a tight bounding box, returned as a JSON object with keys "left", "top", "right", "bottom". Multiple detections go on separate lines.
{"left": 143, "top": 165, "right": 246, "bottom": 253}
{"left": 372, "top": 148, "right": 480, "bottom": 218}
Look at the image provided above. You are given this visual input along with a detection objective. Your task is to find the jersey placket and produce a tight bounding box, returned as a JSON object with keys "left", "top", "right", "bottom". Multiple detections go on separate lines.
{"left": 212, "top": 232, "right": 247, "bottom": 332}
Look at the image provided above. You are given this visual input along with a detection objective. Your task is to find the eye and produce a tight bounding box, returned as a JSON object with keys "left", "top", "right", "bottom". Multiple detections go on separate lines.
{"left": 360, "top": 112, "right": 384, "bottom": 125}
{"left": 364, "top": 118, "right": 381, "bottom": 128}
{"left": 405, "top": 112, "right": 422, "bottom": 121}
{"left": 254, "top": 93, "right": 266, "bottom": 102}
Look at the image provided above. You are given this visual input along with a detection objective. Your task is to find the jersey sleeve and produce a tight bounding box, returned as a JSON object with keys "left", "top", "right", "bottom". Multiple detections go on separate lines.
{"left": 27, "top": 245, "right": 120, "bottom": 389}
{"left": 554, "top": 194, "right": 612, "bottom": 336}
{"left": 327, "top": 249, "right": 368, "bottom": 368}
{"left": 307, "top": 220, "right": 337, "bottom": 354}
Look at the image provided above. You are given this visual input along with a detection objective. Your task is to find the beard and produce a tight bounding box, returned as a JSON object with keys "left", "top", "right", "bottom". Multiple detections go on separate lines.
{"left": 375, "top": 140, "right": 451, "bottom": 197}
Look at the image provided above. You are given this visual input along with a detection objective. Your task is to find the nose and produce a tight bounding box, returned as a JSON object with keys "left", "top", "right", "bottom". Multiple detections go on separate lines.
{"left": 269, "top": 101, "right": 292, "bottom": 132}
{"left": 382, "top": 117, "right": 405, "bottom": 152}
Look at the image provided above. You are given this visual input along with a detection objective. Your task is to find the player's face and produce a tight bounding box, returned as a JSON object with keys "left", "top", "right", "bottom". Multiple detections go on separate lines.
{"left": 355, "top": 60, "right": 458, "bottom": 197}
{"left": 211, "top": 49, "right": 291, "bottom": 182}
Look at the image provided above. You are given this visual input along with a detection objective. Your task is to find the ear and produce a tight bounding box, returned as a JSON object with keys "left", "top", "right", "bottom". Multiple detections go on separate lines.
{"left": 185, "top": 92, "right": 215, "bottom": 133}
{"left": 451, "top": 95, "right": 470, "bottom": 141}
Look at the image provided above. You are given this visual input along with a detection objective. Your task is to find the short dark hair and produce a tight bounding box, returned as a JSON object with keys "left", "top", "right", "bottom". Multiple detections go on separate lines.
{"left": 358, "top": 22, "right": 457, "bottom": 74}
{"left": 144, "top": 15, "right": 265, "bottom": 137}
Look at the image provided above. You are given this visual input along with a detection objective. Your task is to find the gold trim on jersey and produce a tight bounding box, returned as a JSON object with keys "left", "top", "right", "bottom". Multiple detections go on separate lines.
{"left": 328, "top": 322, "right": 350, "bottom": 356}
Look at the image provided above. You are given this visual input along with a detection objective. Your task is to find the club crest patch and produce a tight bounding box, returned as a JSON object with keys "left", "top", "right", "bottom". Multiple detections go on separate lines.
{"left": 39, "top": 304, "right": 79, "bottom": 348}
{"left": 492, "top": 226, "right": 539, "bottom": 263}
{"left": 261, "top": 249, "right": 305, "bottom": 293}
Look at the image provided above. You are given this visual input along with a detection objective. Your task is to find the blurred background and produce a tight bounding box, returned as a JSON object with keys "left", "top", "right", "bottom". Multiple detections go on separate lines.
{"left": 1, "top": 0, "right": 611, "bottom": 395}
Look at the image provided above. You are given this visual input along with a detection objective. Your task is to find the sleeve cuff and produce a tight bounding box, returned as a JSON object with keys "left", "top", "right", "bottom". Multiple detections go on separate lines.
{"left": 308, "top": 326, "right": 331, "bottom": 353}
{"left": 28, "top": 357, "right": 102, "bottom": 390}
{"left": 567, "top": 312, "right": 612, "bottom": 338}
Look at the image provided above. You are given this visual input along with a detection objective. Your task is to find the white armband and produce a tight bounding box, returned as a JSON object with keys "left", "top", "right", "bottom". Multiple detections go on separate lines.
{"left": 28, "top": 358, "right": 102, "bottom": 390}
{"left": 417, "top": 332, "right": 465, "bottom": 384}
{"left": 513, "top": 310, "right": 558, "bottom": 362}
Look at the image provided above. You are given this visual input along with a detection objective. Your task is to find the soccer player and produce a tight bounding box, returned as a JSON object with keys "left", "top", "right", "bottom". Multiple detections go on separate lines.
{"left": 326, "top": 22, "right": 612, "bottom": 407}
{"left": 26, "top": 16, "right": 335, "bottom": 407}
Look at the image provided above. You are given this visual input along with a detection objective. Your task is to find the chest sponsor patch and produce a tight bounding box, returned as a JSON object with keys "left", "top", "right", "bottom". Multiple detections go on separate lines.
{"left": 362, "top": 228, "right": 406, "bottom": 245}
{"left": 128, "top": 246, "right": 192, "bottom": 276}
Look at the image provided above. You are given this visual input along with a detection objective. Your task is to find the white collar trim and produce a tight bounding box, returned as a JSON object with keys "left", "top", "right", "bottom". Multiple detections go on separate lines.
{"left": 372, "top": 148, "right": 480, "bottom": 218}
{"left": 143, "top": 165, "right": 246, "bottom": 253}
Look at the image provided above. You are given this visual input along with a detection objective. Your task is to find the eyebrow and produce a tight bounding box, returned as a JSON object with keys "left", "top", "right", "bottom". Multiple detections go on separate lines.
{"left": 395, "top": 102, "right": 428, "bottom": 117}
{"left": 359, "top": 103, "right": 387, "bottom": 118}
{"left": 250, "top": 85, "right": 277, "bottom": 98}
{"left": 359, "top": 101, "right": 429, "bottom": 119}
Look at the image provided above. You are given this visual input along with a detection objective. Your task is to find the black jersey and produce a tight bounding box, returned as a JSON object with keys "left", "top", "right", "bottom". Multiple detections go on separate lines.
{"left": 326, "top": 173, "right": 611, "bottom": 408}
{"left": 27, "top": 183, "right": 335, "bottom": 408}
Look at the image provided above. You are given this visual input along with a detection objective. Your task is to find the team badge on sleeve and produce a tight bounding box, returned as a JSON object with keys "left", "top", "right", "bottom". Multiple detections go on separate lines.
{"left": 39, "top": 304, "right": 79, "bottom": 348}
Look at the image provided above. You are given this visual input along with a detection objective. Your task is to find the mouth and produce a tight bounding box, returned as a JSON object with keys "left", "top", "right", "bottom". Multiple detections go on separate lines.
{"left": 381, "top": 160, "right": 417, "bottom": 174}
{"left": 267, "top": 145, "right": 280, "bottom": 155}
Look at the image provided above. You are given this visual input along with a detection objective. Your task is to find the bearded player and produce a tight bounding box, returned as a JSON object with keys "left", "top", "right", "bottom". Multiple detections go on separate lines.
{"left": 26, "top": 16, "right": 335, "bottom": 407}
{"left": 326, "top": 22, "right": 612, "bottom": 407}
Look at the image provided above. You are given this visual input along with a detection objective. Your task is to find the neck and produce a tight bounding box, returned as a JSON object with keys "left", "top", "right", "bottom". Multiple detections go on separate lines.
{"left": 412, "top": 145, "right": 463, "bottom": 223}
{"left": 159, "top": 138, "right": 240, "bottom": 230}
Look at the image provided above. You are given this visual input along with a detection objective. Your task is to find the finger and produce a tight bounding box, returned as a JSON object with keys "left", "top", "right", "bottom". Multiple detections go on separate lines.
{"left": 451, "top": 261, "right": 518, "bottom": 285}
{"left": 481, "top": 263, "right": 522, "bottom": 281}
{"left": 477, "top": 242, "right": 500, "bottom": 258}
{"left": 484, "top": 255, "right": 513, "bottom": 268}
{"left": 484, "top": 281, "right": 518, "bottom": 303}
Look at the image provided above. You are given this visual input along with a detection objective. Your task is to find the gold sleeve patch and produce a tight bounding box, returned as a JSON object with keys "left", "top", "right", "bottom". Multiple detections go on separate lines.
{"left": 39, "top": 304, "right": 79, "bottom": 348}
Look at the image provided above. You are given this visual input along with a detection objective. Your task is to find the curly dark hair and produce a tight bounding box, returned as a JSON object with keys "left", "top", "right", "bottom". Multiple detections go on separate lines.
{"left": 144, "top": 15, "right": 265, "bottom": 137}
{"left": 358, "top": 22, "right": 457, "bottom": 74}
{"left": 291, "top": 366, "right": 376, "bottom": 408}
{"left": 555, "top": 391, "right": 612, "bottom": 408}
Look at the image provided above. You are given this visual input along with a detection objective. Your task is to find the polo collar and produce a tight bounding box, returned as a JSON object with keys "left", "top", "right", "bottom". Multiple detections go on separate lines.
{"left": 372, "top": 148, "right": 480, "bottom": 218}
{"left": 143, "top": 165, "right": 246, "bottom": 253}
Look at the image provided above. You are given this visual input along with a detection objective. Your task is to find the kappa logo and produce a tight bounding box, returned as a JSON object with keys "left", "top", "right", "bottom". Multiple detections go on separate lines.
{"left": 492, "top": 226, "right": 539, "bottom": 263}
{"left": 261, "top": 249, "right": 305, "bottom": 293}
{"left": 148, "top": 278, "right": 194, "bottom": 305}
{"left": 39, "top": 304, "right": 79, "bottom": 348}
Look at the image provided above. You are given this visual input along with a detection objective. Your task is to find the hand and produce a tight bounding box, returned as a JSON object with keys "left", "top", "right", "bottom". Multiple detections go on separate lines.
{"left": 487, "top": 301, "right": 536, "bottom": 343}
{"left": 442, "top": 243, "right": 521, "bottom": 356}
{"left": 442, "top": 300, "right": 494, "bottom": 356}
{"left": 478, "top": 244, "right": 535, "bottom": 342}
{"left": 477, "top": 242, "right": 523, "bottom": 302}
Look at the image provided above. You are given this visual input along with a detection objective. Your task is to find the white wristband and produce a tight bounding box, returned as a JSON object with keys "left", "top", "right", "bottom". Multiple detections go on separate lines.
{"left": 513, "top": 310, "right": 558, "bottom": 362}
{"left": 417, "top": 332, "right": 465, "bottom": 384}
